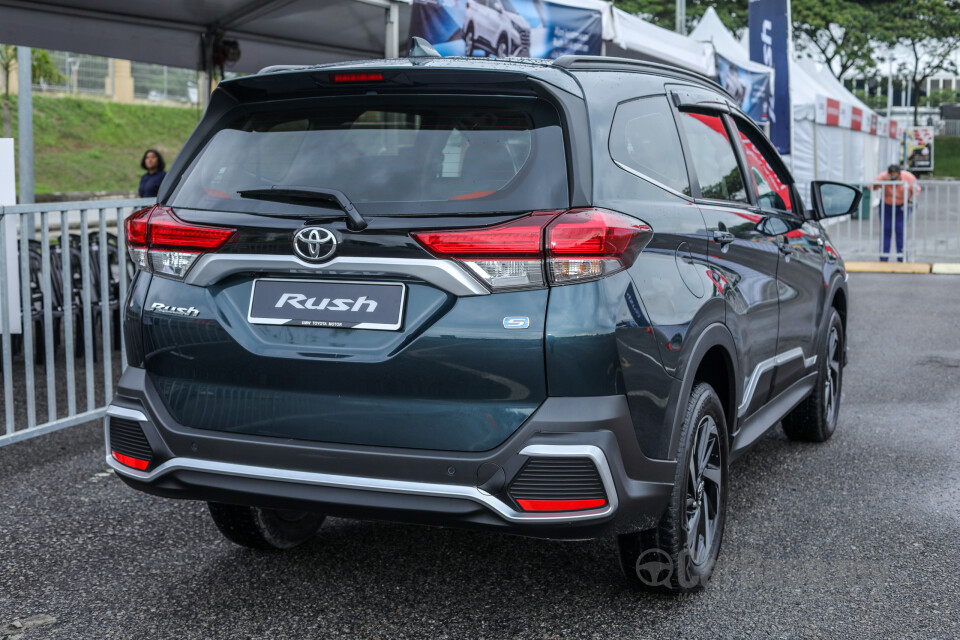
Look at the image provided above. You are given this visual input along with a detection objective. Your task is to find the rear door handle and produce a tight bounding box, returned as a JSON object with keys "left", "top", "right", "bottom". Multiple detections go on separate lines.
{"left": 712, "top": 230, "right": 735, "bottom": 245}
{"left": 778, "top": 241, "right": 794, "bottom": 255}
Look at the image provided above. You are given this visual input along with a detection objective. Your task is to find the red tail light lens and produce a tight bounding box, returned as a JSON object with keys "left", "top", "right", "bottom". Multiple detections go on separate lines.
{"left": 125, "top": 205, "right": 235, "bottom": 279}
{"left": 413, "top": 211, "right": 558, "bottom": 258}
{"left": 412, "top": 208, "right": 651, "bottom": 290}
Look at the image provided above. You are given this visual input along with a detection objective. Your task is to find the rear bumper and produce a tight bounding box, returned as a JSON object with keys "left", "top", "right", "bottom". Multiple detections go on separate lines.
{"left": 107, "top": 367, "right": 676, "bottom": 539}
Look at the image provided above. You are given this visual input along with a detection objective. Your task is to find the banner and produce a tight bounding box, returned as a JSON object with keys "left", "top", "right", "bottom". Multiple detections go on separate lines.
{"left": 408, "top": 0, "right": 602, "bottom": 59}
{"left": 904, "top": 126, "right": 934, "bottom": 172}
{"left": 716, "top": 53, "right": 771, "bottom": 123}
{"left": 749, "top": 0, "right": 791, "bottom": 154}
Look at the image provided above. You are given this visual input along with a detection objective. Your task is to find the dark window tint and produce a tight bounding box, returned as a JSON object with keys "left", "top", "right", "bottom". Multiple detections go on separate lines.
{"left": 609, "top": 96, "right": 690, "bottom": 195}
{"left": 734, "top": 119, "right": 793, "bottom": 212}
{"left": 679, "top": 112, "right": 747, "bottom": 203}
{"left": 166, "top": 98, "right": 567, "bottom": 216}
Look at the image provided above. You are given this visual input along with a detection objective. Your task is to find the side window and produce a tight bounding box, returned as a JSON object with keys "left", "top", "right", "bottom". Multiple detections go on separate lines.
{"left": 609, "top": 96, "right": 691, "bottom": 196}
{"left": 677, "top": 111, "right": 748, "bottom": 204}
{"left": 735, "top": 119, "right": 793, "bottom": 212}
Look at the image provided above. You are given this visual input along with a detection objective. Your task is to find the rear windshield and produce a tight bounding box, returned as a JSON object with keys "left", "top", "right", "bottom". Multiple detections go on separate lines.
{"left": 165, "top": 96, "right": 568, "bottom": 216}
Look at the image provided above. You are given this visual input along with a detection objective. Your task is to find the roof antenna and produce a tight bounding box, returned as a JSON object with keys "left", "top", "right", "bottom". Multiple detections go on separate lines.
{"left": 409, "top": 37, "right": 441, "bottom": 62}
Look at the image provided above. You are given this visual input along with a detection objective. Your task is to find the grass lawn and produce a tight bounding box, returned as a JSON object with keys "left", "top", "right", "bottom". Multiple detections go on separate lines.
{"left": 932, "top": 136, "right": 960, "bottom": 179}
{"left": 3, "top": 94, "right": 200, "bottom": 195}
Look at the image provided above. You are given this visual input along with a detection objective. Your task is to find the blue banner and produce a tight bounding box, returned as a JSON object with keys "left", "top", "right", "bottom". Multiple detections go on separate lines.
{"left": 717, "top": 54, "right": 771, "bottom": 124}
{"left": 409, "top": 0, "right": 602, "bottom": 59}
{"left": 749, "top": 0, "right": 791, "bottom": 154}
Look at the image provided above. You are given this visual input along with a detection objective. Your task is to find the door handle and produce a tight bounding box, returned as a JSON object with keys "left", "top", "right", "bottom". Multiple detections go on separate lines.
{"left": 712, "top": 230, "right": 735, "bottom": 245}
{"left": 778, "top": 241, "right": 794, "bottom": 255}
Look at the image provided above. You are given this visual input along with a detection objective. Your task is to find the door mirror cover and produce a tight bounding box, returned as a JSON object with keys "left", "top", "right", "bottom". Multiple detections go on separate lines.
{"left": 811, "top": 181, "right": 862, "bottom": 219}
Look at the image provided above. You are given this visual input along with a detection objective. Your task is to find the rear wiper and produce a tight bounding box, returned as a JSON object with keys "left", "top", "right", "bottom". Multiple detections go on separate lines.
{"left": 237, "top": 186, "right": 368, "bottom": 231}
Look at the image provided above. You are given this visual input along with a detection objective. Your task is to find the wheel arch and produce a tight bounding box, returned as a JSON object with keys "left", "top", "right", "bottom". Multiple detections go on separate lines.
{"left": 666, "top": 323, "right": 740, "bottom": 460}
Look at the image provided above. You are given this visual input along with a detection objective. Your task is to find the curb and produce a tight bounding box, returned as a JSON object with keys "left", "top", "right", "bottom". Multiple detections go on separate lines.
{"left": 845, "top": 262, "right": 960, "bottom": 275}
{"left": 845, "top": 261, "right": 931, "bottom": 274}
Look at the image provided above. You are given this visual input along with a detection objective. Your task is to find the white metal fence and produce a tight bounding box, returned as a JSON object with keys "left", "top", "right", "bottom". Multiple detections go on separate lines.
{"left": 0, "top": 198, "right": 150, "bottom": 447}
{"left": 823, "top": 180, "right": 960, "bottom": 263}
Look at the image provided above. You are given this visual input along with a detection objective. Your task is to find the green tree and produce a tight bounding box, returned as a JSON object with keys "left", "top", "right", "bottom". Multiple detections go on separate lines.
{"left": 792, "top": 0, "right": 886, "bottom": 80}
{"left": 0, "top": 46, "right": 65, "bottom": 138}
{"left": 878, "top": 0, "right": 960, "bottom": 124}
{"left": 924, "top": 87, "right": 960, "bottom": 108}
{"left": 613, "top": 0, "right": 749, "bottom": 35}
{"left": 853, "top": 88, "right": 888, "bottom": 111}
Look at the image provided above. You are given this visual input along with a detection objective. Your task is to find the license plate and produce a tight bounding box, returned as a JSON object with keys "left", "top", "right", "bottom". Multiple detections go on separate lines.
{"left": 247, "top": 279, "right": 405, "bottom": 330}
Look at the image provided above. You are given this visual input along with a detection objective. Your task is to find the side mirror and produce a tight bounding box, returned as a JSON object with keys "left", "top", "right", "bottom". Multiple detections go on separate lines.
{"left": 493, "top": 1, "right": 503, "bottom": 12}
{"left": 811, "top": 181, "right": 862, "bottom": 219}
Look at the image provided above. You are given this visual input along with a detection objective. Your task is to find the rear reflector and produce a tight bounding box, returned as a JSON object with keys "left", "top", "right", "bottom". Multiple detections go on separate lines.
{"left": 412, "top": 208, "right": 652, "bottom": 290}
{"left": 516, "top": 498, "right": 607, "bottom": 512}
{"left": 111, "top": 451, "right": 150, "bottom": 471}
{"left": 125, "top": 205, "right": 235, "bottom": 280}
{"left": 331, "top": 72, "right": 384, "bottom": 83}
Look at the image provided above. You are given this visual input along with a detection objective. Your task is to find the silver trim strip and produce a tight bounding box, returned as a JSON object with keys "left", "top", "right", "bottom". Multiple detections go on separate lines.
{"left": 184, "top": 254, "right": 490, "bottom": 297}
{"left": 737, "top": 347, "right": 807, "bottom": 417}
{"left": 106, "top": 443, "right": 618, "bottom": 524}
{"left": 804, "top": 355, "right": 818, "bottom": 369}
{"left": 105, "top": 406, "right": 148, "bottom": 422}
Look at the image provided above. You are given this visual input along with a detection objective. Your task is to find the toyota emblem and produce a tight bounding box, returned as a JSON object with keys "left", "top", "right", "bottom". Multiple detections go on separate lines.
{"left": 293, "top": 227, "right": 337, "bottom": 262}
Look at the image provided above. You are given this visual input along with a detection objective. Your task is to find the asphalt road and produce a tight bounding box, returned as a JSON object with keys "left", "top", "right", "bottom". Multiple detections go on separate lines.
{"left": 2, "top": 273, "right": 959, "bottom": 639}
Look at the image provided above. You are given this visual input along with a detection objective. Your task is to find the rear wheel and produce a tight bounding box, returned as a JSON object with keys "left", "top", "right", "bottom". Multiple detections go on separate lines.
{"left": 208, "top": 503, "right": 325, "bottom": 550}
{"left": 617, "top": 382, "right": 729, "bottom": 593}
{"left": 782, "top": 309, "right": 844, "bottom": 442}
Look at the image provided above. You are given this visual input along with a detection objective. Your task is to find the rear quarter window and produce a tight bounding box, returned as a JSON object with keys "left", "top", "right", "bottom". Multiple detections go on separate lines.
{"left": 608, "top": 95, "right": 690, "bottom": 196}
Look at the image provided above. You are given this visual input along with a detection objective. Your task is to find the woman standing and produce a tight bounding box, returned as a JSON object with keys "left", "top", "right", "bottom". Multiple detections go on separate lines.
{"left": 138, "top": 149, "right": 167, "bottom": 198}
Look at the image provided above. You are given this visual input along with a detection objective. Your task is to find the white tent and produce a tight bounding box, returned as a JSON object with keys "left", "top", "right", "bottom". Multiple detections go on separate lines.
{"left": 689, "top": 7, "right": 771, "bottom": 77}
{"left": 607, "top": 8, "right": 716, "bottom": 77}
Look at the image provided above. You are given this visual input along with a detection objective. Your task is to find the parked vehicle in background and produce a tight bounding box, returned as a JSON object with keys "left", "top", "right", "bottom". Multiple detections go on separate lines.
{"left": 463, "top": 0, "right": 531, "bottom": 57}
{"left": 106, "top": 53, "right": 860, "bottom": 592}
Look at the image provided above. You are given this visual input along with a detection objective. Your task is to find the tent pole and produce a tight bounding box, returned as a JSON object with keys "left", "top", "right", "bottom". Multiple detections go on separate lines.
{"left": 16, "top": 47, "right": 33, "bottom": 205}
{"left": 385, "top": 1, "right": 400, "bottom": 58}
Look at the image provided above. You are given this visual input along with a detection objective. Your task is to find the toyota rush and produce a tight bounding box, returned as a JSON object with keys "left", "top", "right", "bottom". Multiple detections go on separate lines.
{"left": 106, "top": 53, "right": 859, "bottom": 592}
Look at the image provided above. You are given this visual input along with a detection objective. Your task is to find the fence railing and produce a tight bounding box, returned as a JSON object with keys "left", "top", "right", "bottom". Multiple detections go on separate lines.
{"left": 0, "top": 198, "right": 151, "bottom": 447}
{"left": 824, "top": 179, "right": 960, "bottom": 263}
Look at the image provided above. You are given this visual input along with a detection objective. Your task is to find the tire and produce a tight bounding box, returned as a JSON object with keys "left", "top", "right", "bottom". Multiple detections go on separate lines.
{"left": 617, "top": 382, "right": 729, "bottom": 593}
{"left": 496, "top": 36, "right": 509, "bottom": 57}
{"left": 208, "top": 503, "right": 325, "bottom": 550}
{"left": 782, "top": 309, "right": 844, "bottom": 442}
{"left": 464, "top": 25, "right": 475, "bottom": 56}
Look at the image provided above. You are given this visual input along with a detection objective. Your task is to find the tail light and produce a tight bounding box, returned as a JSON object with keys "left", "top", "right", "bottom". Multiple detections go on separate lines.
{"left": 125, "top": 205, "right": 235, "bottom": 280}
{"left": 412, "top": 208, "right": 652, "bottom": 291}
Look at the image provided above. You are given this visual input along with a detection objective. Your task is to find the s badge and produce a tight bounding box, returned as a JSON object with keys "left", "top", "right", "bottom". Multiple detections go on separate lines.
{"left": 503, "top": 316, "right": 530, "bottom": 329}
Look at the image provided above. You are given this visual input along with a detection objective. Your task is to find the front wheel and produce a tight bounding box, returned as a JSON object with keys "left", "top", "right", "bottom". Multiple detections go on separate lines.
{"left": 208, "top": 503, "right": 325, "bottom": 550}
{"left": 496, "top": 36, "right": 509, "bottom": 57}
{"left": 617, "top": 382, "right": 729, "bottom": 593}
{"left": 782, "top": 308, "right": 844, "bottom": 442}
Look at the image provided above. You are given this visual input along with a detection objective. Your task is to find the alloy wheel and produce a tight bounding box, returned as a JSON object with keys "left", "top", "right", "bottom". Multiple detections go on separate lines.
{"left": 685, "top": 414, "right": 723, "bottom": 566}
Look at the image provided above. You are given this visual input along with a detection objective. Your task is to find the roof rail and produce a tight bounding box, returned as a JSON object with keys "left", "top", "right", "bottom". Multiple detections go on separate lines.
{"left": 552, "top": 55, "right": 725, "bottom": 93}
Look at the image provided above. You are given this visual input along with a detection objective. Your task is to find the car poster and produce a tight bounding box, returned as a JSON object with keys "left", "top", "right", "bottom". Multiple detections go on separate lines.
{"left": 716, "top": 53, "right": 771, "bottom": 124}
{"left": 408, "top": 0, "right": 602, "bottom": 59}
{"left": 904, "top": 126, "right": 934, "bottom": 172}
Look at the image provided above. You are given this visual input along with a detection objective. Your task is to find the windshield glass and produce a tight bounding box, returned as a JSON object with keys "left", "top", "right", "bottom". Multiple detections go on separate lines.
{"left": 166, "top": 97, "right": 568, "bottom": 216}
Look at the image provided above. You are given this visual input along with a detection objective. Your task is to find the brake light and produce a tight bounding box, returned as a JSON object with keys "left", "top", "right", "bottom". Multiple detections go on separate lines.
{"left": 331, "top": 72, "right": 384, "bottom": 83}
{"left": 125, "top": 205, "right": 235, "bottom": 280}
{"left": 412, "top": 208, "right": 652, "bottom": 290}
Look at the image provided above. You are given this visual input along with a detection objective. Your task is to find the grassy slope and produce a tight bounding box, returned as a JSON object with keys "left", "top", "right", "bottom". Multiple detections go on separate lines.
{"left": 5, "top": 94, "right": 200, "bottom": 194}
{"left": 932, "top": 136, "right": 960, "bottom": 179}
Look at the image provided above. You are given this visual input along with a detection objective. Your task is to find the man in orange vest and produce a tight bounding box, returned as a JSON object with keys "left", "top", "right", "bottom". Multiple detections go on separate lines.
{"left": 872, "top": 164, "right": 919, "bottom": 262}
